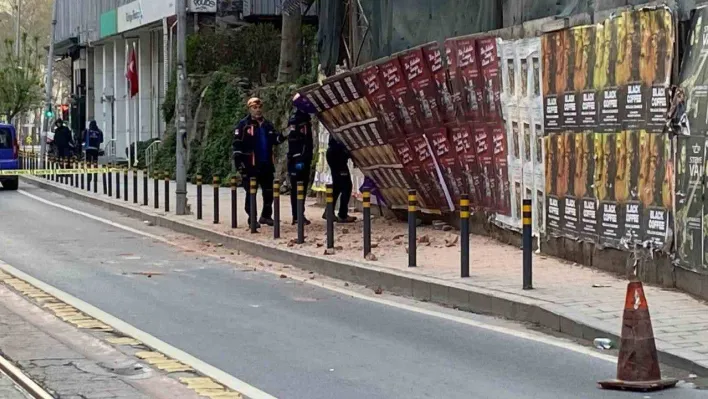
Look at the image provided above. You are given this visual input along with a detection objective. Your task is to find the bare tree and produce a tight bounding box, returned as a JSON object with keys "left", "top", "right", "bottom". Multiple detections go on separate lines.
{"left": 0, "top": 33, "right": 43, "bottom": 122}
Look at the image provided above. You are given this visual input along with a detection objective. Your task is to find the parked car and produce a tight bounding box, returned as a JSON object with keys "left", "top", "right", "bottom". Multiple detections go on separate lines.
{"left": 0, "top": 124, "right": 19, "bottom": 190}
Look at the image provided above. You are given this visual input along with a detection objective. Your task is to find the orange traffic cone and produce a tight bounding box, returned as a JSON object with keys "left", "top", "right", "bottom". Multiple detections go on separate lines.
{"left": 598, "top": 281, "right": 677, "bottom": 391}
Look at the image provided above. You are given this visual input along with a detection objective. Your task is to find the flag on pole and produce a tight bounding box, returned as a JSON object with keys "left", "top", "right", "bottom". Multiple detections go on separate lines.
{"left": 126, "top": 47, "right": 139, "bottom": 97}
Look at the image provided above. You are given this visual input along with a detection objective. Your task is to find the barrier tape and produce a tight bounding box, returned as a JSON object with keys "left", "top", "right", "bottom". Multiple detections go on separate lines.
{"left": 0, "top": 168, "right": 116, "bottom": 176}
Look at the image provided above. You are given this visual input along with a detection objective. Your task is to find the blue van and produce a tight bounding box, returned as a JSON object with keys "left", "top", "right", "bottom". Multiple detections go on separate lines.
{"left": 0, "top": 124, "right": 19, "bottom": 190}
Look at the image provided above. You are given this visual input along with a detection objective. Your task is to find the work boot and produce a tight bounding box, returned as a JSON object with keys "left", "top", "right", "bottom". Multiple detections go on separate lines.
{"left": 291, "top": 218, "right": 312, "bottom": 226}
{"left": 336, "top": 216, "right": 357, "bottom": 223}
{"left": 259, "top": 217, "right": 274, "bottom": 227}
{"left": 247, "top": 218, "right": 262, "bottom": 228}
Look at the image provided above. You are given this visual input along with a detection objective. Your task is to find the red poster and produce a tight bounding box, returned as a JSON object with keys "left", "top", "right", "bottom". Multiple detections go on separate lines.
{"left": 400, "top": 47, "right": 444, "bottom": 129}
{"left": 444, "top": 39, "right": 468, "bottom": 121}
{"left": 490, "top": 123, "right": 511, "bottom": 215}
{"left": 473, "top": 124, "right": 494, "bottom": 210}
{"left": 477, "top": 37, "right": 503, "bottom": 122}
{"left": 378, "top": 58, "right": 423, "bottom": 136}
{"left": 449, "top": 122, "right": 481, "bottom": 206}
{"left": 358, "top": 65, "right": 404, "bottom": 140}
{"left": 453, "top": 37, "right": 485, "bottom": 122}
{"left": 390, "top": 137, "right": 440, "bottom": 211}
{"left": 423, "top": 42, "right": 457, "bottom": 123}
{"left": 408, "top": 135, "right": 450, "bottom": 212}
{"left": 428, "top": 127, "right": 467, "bottom": 207}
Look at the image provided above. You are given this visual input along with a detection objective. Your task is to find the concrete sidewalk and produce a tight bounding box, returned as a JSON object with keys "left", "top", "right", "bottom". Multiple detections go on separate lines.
{"left": 23, "top": 172, "right": 708, "bottom": 375}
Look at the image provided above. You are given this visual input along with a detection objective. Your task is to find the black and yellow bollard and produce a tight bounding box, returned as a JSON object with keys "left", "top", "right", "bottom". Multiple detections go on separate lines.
{"left": 107, "top": 164, "right": 113, "bottom": 196}
{"left": 523, "top": 199, "right": 533, "bottom": 290}
{"left": 273, "top": 179, "right": 281, "bottom": 238}
{"left": 93, "top": 163, "right": 98, "bottom": 193}
{"left": 363, "top": 189, "right": 372, "bottom": 258}
{"left": 326, "top": 184, "right": 335, "bottom": 251}
{"left": 80, "top": 161, "right": 85, "bottom": 190}
{"left": 249, "top": 177, "right": 257, "bottom": 233}
{"left": 142, "top": 169, "right": 148, "bottom": 205}
{"left": 408, "top": 189, "right": 417, "bottom": 268}
{"left": 164, "top": 172, "right": 170, "bottom": 212}
{"left": 69, "top": 161, "right": 75, "bottom": 187}
{"left": 213, "top": 176, "right": 220, "bottom": 224}
{"left": 123, "top": 168, "right": 129, "bottom": 202}
{"left": 115, "top": 167, "right": 121, "bottom": 199}
{"left": 460, "top": 194, "right": 470, "bottom": 278}
{"left": 102, "top": 164, "right": 108, "bottom": 195}
{"left": 297, "top": 181, "right": 305, "bottom": 244}
{"left": 231, "top": 176, "right": 238, "bottom": 228}
{"left": 196, "top": 175, "right": 203, "bottom": 220}
{"left": 153, "top": 171, "right": 159, "bottom": 209}
{"left": 133, "top": 169, "right": 138, "bottom": 203}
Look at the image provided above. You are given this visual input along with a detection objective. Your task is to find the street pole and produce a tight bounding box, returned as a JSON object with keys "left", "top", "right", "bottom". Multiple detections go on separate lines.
{"left": 175, "top": 0, "right": 189, "bottom": 215}
{"left": 40, "top": 0, "right": 58, "bottom": 168}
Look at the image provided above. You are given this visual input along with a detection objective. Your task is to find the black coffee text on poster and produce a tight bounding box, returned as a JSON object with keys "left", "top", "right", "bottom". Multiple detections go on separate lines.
{"left": 580, "top": 91, "right": 597, "bottom": 127}
{"left": 562, "top": 92, "right": 579, "bottom": 128}
{"left": 625, "top": 83, "right": 644, "bottom": 127}
{"left": 600, "top": 88, "right": 619, "bottom": 126}
{"left": 544, "top": 95, "right": 560, "bottom": 131}
{"left": 563, "top": 196, "right": 579, "bottom": 233}
{"left": 646, "top": 208, "right": 668, "bottom": 246}
{"left": 601, "top": 202, "right": 619, "bottom": 239}
{"left": 581, "top": 198, "right": 598, "bottom": 238}
{"left": 624, "top": 202, "right": 641, "bottom": 243}
{"left": 547, "top": 196, "right": 561, "bottom": 232}
{"left": 648, "top": 85, "right": 669, "bottom": 131}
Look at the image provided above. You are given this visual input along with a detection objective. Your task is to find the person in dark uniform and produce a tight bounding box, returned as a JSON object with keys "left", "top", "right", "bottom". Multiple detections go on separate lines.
{"left": 232, "top": 97, "right": 286, "bottom": 228}
{"left": 53, "top": 119, "right": 73, "bottom": 160}
{"left": 286, "top": 107, "right": 314, "bottom": 225}
{"left": 83, "top": 120, "right": 104, "bottom": 164}
{"left": 326, "top": 135, "right": 357, "bottom": 223}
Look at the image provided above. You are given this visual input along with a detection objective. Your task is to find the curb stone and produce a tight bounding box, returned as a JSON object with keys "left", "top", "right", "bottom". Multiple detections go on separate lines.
{"left": 21, "top": 176, "right": 708, "bottom": 376}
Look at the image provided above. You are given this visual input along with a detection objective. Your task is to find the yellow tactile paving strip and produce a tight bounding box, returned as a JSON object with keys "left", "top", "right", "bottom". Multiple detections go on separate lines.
{"left": 0, "top": 270, "right": 244, "bottom": 399}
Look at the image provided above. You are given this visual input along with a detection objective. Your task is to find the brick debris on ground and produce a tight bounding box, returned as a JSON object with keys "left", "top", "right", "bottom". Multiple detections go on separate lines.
{"left": 23, "top": 173, "right": 708, "bottom": 373}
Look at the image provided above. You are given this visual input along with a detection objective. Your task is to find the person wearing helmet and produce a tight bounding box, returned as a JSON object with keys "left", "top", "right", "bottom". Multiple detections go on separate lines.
{"left": 232, "top": 97, "right": 287, "bottom": 228}
{"left": 286, "top": 104, "right": 314, "bottom": 226}
{"left": 53, "top": 119, "right": 74, "bottom": 160}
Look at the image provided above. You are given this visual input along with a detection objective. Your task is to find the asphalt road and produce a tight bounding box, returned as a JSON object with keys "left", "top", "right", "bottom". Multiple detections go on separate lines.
{"left": 0, "top": 185, "right": 706, "bottom": 399}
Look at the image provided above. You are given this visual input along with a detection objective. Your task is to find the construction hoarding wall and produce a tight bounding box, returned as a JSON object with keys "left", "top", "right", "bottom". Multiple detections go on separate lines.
{"left": 541, "top": 6, "right": 674, "bottom": 250}
{"left": 497, "top": 37, "right": 545, "bottom": 235}
{"left": 675, "top": 5, "right": 708, "bottom": 275}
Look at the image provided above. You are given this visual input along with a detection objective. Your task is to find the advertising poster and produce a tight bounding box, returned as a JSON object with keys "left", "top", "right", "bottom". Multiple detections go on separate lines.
{"left": 541, "top": 31, "right": 562, "bottom": 132}
{"left": 409, "top": 135, "right": 452, "bottom": 212}
{"left": 378, "top": 57, "right": 423, "bottom": 136}
{"left": 474, "top": 124, "right": 494, "bottom": 210}
{"left": 675, "top": 137, "right": 705, "bottom": 269}
{"left": 428, "top": 128, "right": 466, "bottom": 208}
{"left": 491, "top": 123, "right": 511, "bottom": 216}
{"left": 443, "top": 39, "right": 469, "bottom": 121}
{"left": 450, "top": 122, "right": 482, "bottom": 206}
{"left": 423, "top": 42, "right": 457, "bottom": 123}
{"left": 400, "top": 46, "right": 444, "bottom": 129}
{"left": 478, "top": 37, "right": 504, "bottom": 122}
{"left": 453, "top": 37, "right": 485, "bottom": 122}
{"left": 390, "top": 137, "right": 440, "bottom": 212}
{"left": 358, "top": 65, "right": 405, "bottom": 140}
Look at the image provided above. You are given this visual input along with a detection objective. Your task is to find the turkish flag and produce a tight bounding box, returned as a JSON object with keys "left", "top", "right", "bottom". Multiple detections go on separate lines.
{"left": 126, "top": 47, "right": 139, "bottom": 97}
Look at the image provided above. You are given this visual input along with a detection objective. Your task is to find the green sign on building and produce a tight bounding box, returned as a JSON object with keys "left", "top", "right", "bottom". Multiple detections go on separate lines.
{"left": 100, "top": 10, "right": 117, "bottom": 38}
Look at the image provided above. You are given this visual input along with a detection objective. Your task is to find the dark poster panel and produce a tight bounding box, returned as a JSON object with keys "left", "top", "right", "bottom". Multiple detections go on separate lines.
{"left": 358, "top": 65, "right": 406, "bottom": 140}
{"left": 400, "top": 47, "right": 444, "bottom": 129}
{"left": 675, "top": 136, "right": 705, "bottom": 269}
{"left": 641, "top": 8, "right": 673, "bottom": 133}
{"left": 477, "top": 37, "right": 503, "bottom": 122}
{"left": 443, "top": 39, "right": 469, "bottom": 121}
{"left": 545, "top": 133, "right": 563, "bottom": 236}
{"left": 474, "top": 124, "right": 494, "bottom": 210}
{"left": 378, "top": 58, "right": 423, "bottom": 136}
{"left": 639, "top": 132, "right": 672, "bottom": 248}
{"left": 428, "top": 128, "right": 466, "bottom": 208}
{"left": 423, "top": 42, "right": 457, "bottom": 123}
{"left": 598, "top": 15, "right": 623, "bottom": 133}
{"left": 389, "top": 137, "right": 438, "bottom": 211}
{"left": 409, "top": 135, "right": 450, "bottom": 212}
{"left": 449, "top": 122, "right": 481, "bottom": 207}
{"left": 559, "top": 132, "right": 578, "bottom": 237}
{"left": 560, "top": 29, "right": 580, "bottom": 131}
{"left": 574, "top": 26, "right": 598, "bottom": 130}
{"left": 597, "top": 132, "right": 624, "bottom": 246}
{"left": 619, "top": 130, "right": 642, "bottom": 245}
{"left": 576, "top": 132, "right": 598, "bottom": 241}
{"left": 452, "top": 37, "right": 485, "bottom": 122}
{"left": 541, "top": 32, "right": 561, "bottom": 133}
{"left": 491, "top": 124, "right": 511, "bottom": 215}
